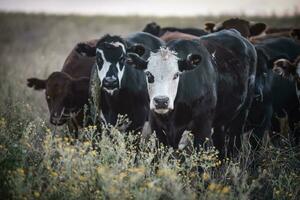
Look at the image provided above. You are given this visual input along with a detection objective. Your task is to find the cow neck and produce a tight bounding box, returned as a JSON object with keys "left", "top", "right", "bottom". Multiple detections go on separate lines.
{"left": 151, "top": 108, "right": 186, "bottom": 148}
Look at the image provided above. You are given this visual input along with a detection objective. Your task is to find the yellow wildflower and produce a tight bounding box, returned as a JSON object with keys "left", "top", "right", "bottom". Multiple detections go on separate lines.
{"left": 90, "top": 150, "right": 97, "bottom": 156}
{"left": 16, "top": 168, "right": 25, "bottom": 176}
{"left": 146, "top": 181, "right": 155, "bottom": 189}
{"left": 97, "top": 166, "right": 107, "bottom": 174}
{"left": 33, "top": 191, "right": 40, "bottom": 198}
{"left": 208, "top": 183, "right": 217, "bottom": 191}
{"left": 79, "top": 175, "right": 88, "bottom": 181}
{"left": 0, "top": 117, "right": 6, "bottom": 128}
{"left": 202, "top": 172, "right": 210, "bottom": 181}
{"left": 128, "top": 167, "right": 145, "bottom": 174}
{"left": 117, "top": 172, "right": 127, "bottom": 180}
{"left": 221, "top": 186, "right": 230, "bottom": 194}
{"left": 51, "top": 171, "right": 58, "bottom": 177}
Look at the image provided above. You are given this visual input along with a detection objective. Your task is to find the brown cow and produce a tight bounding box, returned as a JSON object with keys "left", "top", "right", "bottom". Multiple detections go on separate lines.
{"left": 204, "top": 18, "right": 266, "bottom": 38}
{"left": 251, "top": 29, "right": 300, "bottom": 43}
{"left": 27, "top": 40, "right": 97, "bottom": 137}
{"left": 160, "top": 31, "right": 199, "bottom": 42}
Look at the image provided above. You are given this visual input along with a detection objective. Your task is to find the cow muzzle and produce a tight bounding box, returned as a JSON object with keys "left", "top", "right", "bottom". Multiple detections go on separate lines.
{"left": 50, "top": 109, "right": 69, "bottom": 126}
{"left": 153, "top": 96, "right": 170, "bottom": 114}
{"left": 102, "top": 76, "right": 119, "bottom": 95}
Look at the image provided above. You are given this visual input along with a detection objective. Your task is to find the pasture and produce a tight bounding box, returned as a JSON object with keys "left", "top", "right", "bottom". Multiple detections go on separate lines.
{"left": 0, "top": 12, "right": 299, "bottom": 199}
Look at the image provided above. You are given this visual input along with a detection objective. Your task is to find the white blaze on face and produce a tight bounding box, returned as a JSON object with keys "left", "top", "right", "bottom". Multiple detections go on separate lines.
{"left": 116, "top": 62, "right": 125, "bottom": 88}
{"left": 146, "top": 48, "right": 180, "bottom": 113}
{"left": 96, "top": 41, "right": 126, "bottom": 90}
{"left": 110, "top": 41, "right": 126, "bottom": 54}
{"left": 96, "top": 48, "right": 111, "bottom": 84}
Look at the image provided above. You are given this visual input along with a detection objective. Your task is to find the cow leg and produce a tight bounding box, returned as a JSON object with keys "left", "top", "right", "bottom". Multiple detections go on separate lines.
{"left": 212, "top": 126, "right": 226, "bottom": 159}
{"left": 189, "top": 117, "right": 213, "bottom": 149}
{"left": 250, "top": 105, "right": 273, "bottom": 151}
{"left": 226, "top": 108, "right": 249, "bottom": 156}
{"left": 286, "top": 109, "right": 300, "bottom": 146}
{"left": 67, "top": 119, "right": 79, "bottom": 139}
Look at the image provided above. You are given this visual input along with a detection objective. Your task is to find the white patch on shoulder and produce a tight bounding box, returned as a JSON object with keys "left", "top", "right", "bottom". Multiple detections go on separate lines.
{"left": 96, "top": 48, "right": 111, "bottom": 84}
{"left": 211, "top": 51, "right": 216, "bottom": 60}
{"left": 147, "top": 47, "right": 180, "bottom": 112}
{"left": 295, "top": 82, "right": 300, "bottom": 100}
{"left": 100, "top": 110, "right": 107, "bottom": 126}
{"left": 249, "top": 74, "right": 256, "bottom": 85}
{"left": 296, "top": 62, "right": 300, "bottom": 78}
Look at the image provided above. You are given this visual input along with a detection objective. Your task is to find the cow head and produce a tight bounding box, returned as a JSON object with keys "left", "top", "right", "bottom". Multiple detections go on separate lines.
{"left": 273, "top": 56, "right": 300, "bottom": 83}
{"left": 290, "top": 29, "right": 300, "bottom": 41}
{"left": 95, "top": 34, "right": 146, "bottom": 95}
{"left": 129, "top": 47, "right": 201, "bottom": 115}
{"left": 95, "top": 35, "right": 127, "bottom": 95}
{"left": 142, "top": 22, "right": 161, "bottom": 37}
{"left": 205, "top": 18, "right": 266, "bottom": 38}
{"left": 27, "top": 72, "right": 89, "bottom": 125}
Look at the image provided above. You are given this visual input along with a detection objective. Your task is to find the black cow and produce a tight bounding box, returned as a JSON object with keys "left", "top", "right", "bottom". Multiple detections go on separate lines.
{"left": 272, "top": 56, "right": 300, "bottom": 145}
{"left": 205, "top": 18, "right": 266, "bottom": 39}
{"left": 93, "top": 32, "right": 165, "bottom": 132}
{"left": 143, "top": 22, "right": 208, "bottom": 37}
{"left": 246, "top": 37, "right": 300, "bottom": 147}
{"left": 129, "top": 29, "right": 257, "bottom": 154}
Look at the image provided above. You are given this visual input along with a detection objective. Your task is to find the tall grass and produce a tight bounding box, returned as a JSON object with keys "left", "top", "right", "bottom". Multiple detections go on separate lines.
{"left": 0, "top": 13, "right": 299, "bottom": 199}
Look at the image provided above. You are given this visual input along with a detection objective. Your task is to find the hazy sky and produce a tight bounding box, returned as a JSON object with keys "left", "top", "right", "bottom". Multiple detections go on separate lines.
{"left": 0, "top": 0, "right": 299, "bottom": 16}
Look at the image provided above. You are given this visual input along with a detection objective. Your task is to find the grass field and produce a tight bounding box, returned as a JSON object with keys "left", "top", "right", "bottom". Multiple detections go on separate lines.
{"left": 0, "top": 12, "right": 300, "bottom": 199}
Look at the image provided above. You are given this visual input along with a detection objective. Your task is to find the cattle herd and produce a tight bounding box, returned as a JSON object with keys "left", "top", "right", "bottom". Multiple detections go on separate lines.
{"left": 27, "top": 18, "right": 300, "bottom": 157}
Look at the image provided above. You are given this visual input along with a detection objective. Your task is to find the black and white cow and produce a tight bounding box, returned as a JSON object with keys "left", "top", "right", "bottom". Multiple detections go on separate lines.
{"left": 246, "top": 37, "right": 300, "bottom": 147}
{"left": 94, "top": 32, "right": 165, "bottom": 132}
{"left": 129, "top": 29, "right": 257, "bottom": 152}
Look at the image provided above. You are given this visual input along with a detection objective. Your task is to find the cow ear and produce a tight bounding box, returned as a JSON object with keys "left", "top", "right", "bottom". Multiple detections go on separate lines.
{"left": 127, "top": 53, "right": 148, "bottom": 70}
{"left": 27, "top": 78, "right": 46, "bottom": 90}
{"left": 204, "top": 22, "right": 215, "bottom": 32}
{"left": 127, "top": 44, "right": 145, "bottom": 57}
{"left": 76, "top": 42, "right": 96, "bottom": 57}
{"left": 273, "top": 59, "right": 295, "bottom": 77}
{"left": 249, "top": 22, "right": 267, "bottom": 37}
{"left": 178, "top": 54, "right": 202, "bottom": 72}
{"left": 290, "top": 29, "right": 300, "bottom": 40}
{"left": 143, "top": 22, "right": 161, "bottom": 36}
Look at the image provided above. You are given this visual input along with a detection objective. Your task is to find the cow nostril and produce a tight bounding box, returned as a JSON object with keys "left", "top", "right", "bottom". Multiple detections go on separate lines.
{"left": 153, "top": 96, "right": 169, "bottom": 108}
{"left": 103, "top": 76, "right": 119, "bottom": 88}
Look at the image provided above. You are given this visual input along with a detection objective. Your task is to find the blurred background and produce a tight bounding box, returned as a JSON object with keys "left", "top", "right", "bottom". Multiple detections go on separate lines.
{"left": 1, "top": 0, "right": 300, "bottom": 16}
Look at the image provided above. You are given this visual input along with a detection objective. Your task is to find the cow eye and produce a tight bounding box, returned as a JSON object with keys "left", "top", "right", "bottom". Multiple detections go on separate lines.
{"left": 173, "top": 72, "right": 180, "bottom": 80}
{"left": 145, "top": 71, "right": 154, "bottom": 83}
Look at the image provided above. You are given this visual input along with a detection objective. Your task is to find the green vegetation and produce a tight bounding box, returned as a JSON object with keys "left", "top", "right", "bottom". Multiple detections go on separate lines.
{"left": 0, "top": 13, "right": 299, "bottom": 199}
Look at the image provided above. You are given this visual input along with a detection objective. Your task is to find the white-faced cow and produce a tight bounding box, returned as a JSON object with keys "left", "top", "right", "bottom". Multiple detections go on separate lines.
{"left": 94, "top": 32, "right": 165, "bottom": 132}
{"left": 129, "top": 29, "right": 257, "bottom": 155}
{"left": 27, "top": 40, "right": 97, "bottom": 137}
